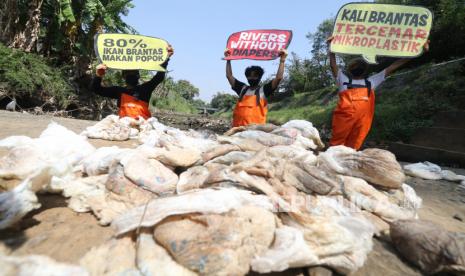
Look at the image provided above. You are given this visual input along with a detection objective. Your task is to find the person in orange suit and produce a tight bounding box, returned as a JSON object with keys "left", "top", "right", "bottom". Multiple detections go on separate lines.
{"left": 224, "top": 48, "right": 288, "bottom": 127}
{"left": 327, "top": 37, "right": 429, "bottom": 150}
{"left": 91, "top": 45, "right": 174, "bottom": 120}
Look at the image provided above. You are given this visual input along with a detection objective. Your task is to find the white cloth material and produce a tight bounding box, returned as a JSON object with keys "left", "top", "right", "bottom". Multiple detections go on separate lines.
{"left": 240, "top": 85, "right": 267, "bottom": 100}
{"left": 337, "top": 69, "right": 386, "bottom": 93}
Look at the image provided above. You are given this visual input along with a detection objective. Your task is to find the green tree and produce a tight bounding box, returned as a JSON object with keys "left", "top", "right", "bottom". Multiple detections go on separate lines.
{"left": 0, "top": 0, "right": 136, "bottom": 77}
{"left": 0, "top": 0, "right": 44, "bottom": 52}
{"left": 283, "top": 53, "right": 310, "bottom": 92}
{"left": 191, "top": 99, "right": 207, "bottom": 108}
{"left": 210, "top": 92, "right": 237, "bottom": 110}
{"left": 149, "top": 76, "right": 198, "bottom": 114}
{"left": 0, "top": 0, "right": 175, "bottom": 118}
{"left": 175, "top": 79, "right": 200, "bottom": 101}
{"left": 153, "top": 77, "right": 200, "bottom": 101}
{"left": 376, "top": 0, "right": 465, "bottom": 61}
{"left": 307, "top": 18, "right": 334, "bottom": 84}
{"left": 283, "top": 18, "right": 336, "bottom": 93}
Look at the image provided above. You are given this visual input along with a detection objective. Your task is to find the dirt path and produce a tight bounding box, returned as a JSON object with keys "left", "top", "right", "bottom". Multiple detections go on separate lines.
{"left": 0, "top": 111, "right": 464, "bottom": 275}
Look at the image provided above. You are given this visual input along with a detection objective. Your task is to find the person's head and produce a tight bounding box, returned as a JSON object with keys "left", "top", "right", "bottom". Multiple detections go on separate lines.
{"left": 122, "top": 70, "right": 140, "bottom": 87}
{"left": 244, "top": 66, "right": 264, "bottom": 87}
{"left": 347, "top": 58, "right": 368, "bottom": 79}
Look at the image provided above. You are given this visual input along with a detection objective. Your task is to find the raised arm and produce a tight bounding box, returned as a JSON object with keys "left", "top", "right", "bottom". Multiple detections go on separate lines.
{"left": 271, "top": 49, "right": 288, "bottom": 90}
{"left": 224, "top": 48, "right": 235, "bottom": 87}
{"left": 385, "top": 59, "right": 410, "bottom": 77}
{"left": 384, "top": 40, "right": 429, "bottom": 77}
{"left": 140, "top": 45, "right": 174, "bottom": 91}
{"left": 90, "top": 64, "right": 120, "bottom": 99}
{"left": 327, "top": 36, "right": 338, "bottom": 78}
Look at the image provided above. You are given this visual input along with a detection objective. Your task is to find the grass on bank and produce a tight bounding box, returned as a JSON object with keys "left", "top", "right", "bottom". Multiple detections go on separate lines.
{"left": 0, "top": 43, "right": 74, "bottom": 108}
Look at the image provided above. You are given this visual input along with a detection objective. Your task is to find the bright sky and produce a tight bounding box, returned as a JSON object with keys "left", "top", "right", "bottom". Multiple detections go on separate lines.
{"left": 124, "top": 0, "right": 359, "bottom": 101}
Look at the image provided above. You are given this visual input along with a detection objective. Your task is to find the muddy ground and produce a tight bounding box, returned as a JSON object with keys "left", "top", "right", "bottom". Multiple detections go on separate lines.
{"left": 0, "top": 110, "right": 464, "bottom": 276}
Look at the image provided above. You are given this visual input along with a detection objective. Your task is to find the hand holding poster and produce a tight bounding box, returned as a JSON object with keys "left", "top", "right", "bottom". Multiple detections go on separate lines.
{"left": 94, "top": 33, "right": 169, "bottom": 71}
{"left": 330, "top": 3, "right": 433, "bottom": 64}
{"left": 225, "top": 29, "right": 292, "bottom": 60}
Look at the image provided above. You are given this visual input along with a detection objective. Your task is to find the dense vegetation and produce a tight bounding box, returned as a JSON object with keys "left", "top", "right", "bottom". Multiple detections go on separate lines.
{"left": 0, "top": 0, "right": 203, "bottom": 116}
{"left": 0, "top": 43, "right": 74, "bottom": 109}
{"left": 150, "top": 77, "right": 201, "bottom": 114}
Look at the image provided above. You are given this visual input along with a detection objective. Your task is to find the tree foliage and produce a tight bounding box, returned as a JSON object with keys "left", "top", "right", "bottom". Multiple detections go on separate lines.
{"left": 283, "top": 19, "right": 335, "bottom": 93}
{"left": 153, "top": 77, "right": 200, "bottom": 100}
{"left": 210, "top": 92, "right": 237, "bottom": 110}
{"left": 0, "top": 43, "right": 74, "bottom": 108}
{"left": 0, "top": 0, "right": 141, "bottom": 117}
{"left": 0, "top": 0, "right": 136, "bottom": 72}
{"left": 191, "top": 99, "right": 207, "bottom": 108}
{"left": 150, "top": 77, "right": 196, "bottom": 114}
{"left": 376, "top": 0, "right": 465, "bottom": 61}
{"left": 175, "top": 80, "right": 200, "bottom": 101}
{"left": 149, "top": 76, "right": 202, "bottom": 113}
